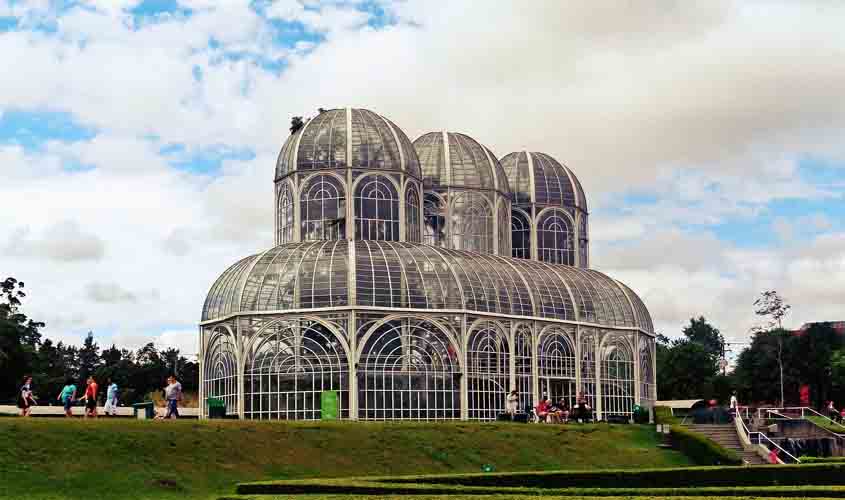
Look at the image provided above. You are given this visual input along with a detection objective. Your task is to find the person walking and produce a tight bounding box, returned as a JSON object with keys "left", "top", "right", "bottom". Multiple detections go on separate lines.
{"left": 163, "top": 375, "right": 182, "bottom": 420}
{"left": 18, "top": 376, "right": 36, "bottom": 417}
{"left": 80, "top": 376, "right": 99, "bottom": 419}
{"left": 57, "top": 379, "right": 77, "bottom": 417}
{"left": 103, "top": 378, "right": 119, "bottom": 417}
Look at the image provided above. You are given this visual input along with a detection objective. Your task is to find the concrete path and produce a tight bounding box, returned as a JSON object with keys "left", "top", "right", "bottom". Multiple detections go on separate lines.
{"left": 0, "top": 404, "right": 198, "bottom": 418}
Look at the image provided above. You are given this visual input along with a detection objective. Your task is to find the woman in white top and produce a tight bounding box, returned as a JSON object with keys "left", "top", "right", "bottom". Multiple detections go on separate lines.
{"left": 506, "top": 390, "right": 519, "bottom": 417}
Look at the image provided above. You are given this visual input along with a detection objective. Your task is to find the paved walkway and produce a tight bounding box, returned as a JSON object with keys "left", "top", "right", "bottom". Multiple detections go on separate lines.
{"left": 0, "top": 404, "right": 198, "bottom": 418}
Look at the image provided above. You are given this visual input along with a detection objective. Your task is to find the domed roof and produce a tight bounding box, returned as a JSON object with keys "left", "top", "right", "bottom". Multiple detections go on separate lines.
{"left": 500, "top": 151, "right": 587, "bottom": 210}
{"left": 275, "top": 108, "right": 421, "bottom": 180}
{"left": 202, "top": 240, "right": 652, "bottom": 332}
{"left": 413, "top": 132, "right": 510, "bottom": 194}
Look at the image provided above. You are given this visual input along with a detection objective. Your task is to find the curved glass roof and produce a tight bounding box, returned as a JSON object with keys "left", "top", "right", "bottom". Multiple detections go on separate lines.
{"left": 500, "top": 151, "right": 587, "bottom": 210}
{"left": 275, "top": 108, "right": 422, "bottom": 180}
{"left": 413, "top": 132, "right": 510, "bottom": 194}
{"left": 202, "top": 240, "right": 652, "bottom": 332}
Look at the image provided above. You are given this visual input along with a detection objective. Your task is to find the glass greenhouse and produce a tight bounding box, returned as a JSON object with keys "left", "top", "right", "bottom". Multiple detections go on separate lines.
{"left": 200, "top": 107, "right": 656, "bottom": 421}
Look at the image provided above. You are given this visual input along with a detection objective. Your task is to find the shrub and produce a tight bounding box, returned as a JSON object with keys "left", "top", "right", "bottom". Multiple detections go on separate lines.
{"left": 669, "top": 425, "right": 742, "bottom": 465}
{"left": 654, "top": 406, "right": 679, "bottom": 425}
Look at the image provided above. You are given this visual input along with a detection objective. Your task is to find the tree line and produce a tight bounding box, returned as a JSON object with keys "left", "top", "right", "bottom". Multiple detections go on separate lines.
{"left": 657, "top": 291, "right": 845, "bottom": 408}
{"left": 1, "top": 277, "right": 198, "bottom": 405}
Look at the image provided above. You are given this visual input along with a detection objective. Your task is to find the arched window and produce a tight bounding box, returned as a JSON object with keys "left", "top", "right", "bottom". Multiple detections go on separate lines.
{"left": 354, "top": 175, "right": 399, "bottom": 241}
{"left": 639, "top": 336, "right": 655, "bottom": 404}
{"left": 511, "top": 209, "right": 531, "bottom": 259}
{"left": 601, "top": 335, "right": 635, "bottom": 417}
{"left": 245, "top": 320, "right": 349, "bottom": 420}
{"left": 277, "top": 182, "right": 294, "bottom": 244}
{"left": 450, "top": 192, "right": 492, "bottom": 253}
{"left": 579, "top": 214, "right": 589, "bottom": 268}
{"left": 515, "top": 325, "right": 533, "bottom": 410}
{"left": 405, "top": 183, "right": 421, "bottom": 243}
{"left": 580, "top": 329, "right": 597, "bottom": 410}
{"left": 423, "top": 193, "right": 446, "bottom": 247}
{"left": 538, "top": 210, "right": 574, "bottom": 265}
{"left": 497, "top": 200, "right": 510, "bottom": 256}
{"left": 538, "top": 327, "right": 577, "bottom": 408}
{"left": 204, "top": 328, "right": 238, "bottom": 417}
{"left": 358, "top": 319, "right": 461, "bottom": 420}
{"left": 467, "top": 322, "right": 509, "bottom": 420}
{"left": 300, "top": 175, "right": 346, "bottom": 241}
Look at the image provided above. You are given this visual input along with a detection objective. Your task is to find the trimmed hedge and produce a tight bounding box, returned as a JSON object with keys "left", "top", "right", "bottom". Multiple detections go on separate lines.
{"left": 232, "top": 482, "right": 845, "bottom": 498}
{"left": 654, "top": 406, "right": 679, "bottom": 425}
{"left": 669, "top": 424, "right": 742, "bottom": 465}
{"left": 237, "top": 463, "right": 845, "bottom": 495}
{"left": 382, "top": 463, "right": 845, "bottom": 488}
{"left": 801, "top": 457, "right": 845, "bottom": 464}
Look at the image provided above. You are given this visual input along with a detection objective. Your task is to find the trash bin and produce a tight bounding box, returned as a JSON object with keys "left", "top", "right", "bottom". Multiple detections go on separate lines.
{"left": 207, "top": 397, "right": 226, "bottom": 419}
{"left": 132, "top": 401, "right": 155, "bottom": 419}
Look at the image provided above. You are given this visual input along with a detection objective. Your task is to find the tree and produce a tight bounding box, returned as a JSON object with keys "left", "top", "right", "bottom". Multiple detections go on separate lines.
{"left": 657, "top": 339, "right": 719, "bottom": 400}
{"left": 793, "top": 323, "right": 843, "bottom": 407}
{"left": 0, "top": 277, "right": 44, "bottom": 399}
{"left": 753, "top": 290, "right": 791, "bottom": 406}
{"left": 77, "top": 331, "right": 100, "bottom": 382}
{"left": 290, "top": 116, "right": 305, "bottom": 134}
{"left": 682, "top": 316, "right": 724, "bottom": 360}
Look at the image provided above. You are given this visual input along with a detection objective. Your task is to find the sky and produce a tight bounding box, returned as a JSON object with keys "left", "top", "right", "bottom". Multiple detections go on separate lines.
{"left": 0, "top": 0, "right": 843, "bottom": 359}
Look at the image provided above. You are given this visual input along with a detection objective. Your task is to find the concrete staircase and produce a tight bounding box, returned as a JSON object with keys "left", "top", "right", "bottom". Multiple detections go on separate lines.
{"left": 685, "top": 424, "right": 766, "bottom": 465}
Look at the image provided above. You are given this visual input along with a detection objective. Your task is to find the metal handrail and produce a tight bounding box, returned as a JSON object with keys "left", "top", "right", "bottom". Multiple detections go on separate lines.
{"left": 801, "top": 407, "right": 845, "bottom": 432}
{"left": 753, "top": 431, "right": 801, "bottom": 464}
{"left": 736, "top": 410, "right": 800, "bottom": 464}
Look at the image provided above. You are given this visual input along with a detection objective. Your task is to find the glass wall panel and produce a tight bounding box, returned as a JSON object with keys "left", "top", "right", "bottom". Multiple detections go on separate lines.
{"left": 300, "top": 175, "right": 346, "bottom": 241}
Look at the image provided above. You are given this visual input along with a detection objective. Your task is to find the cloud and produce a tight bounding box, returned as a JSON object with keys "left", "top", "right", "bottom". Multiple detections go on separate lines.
{"left": 85, "top": 281, "right": 139, "bottom": 303}
{"left": 4, "top": 220, "right": 106, "bottom": 262}
{"left": 0, "top": 1, "right": 843, "bottom": 355}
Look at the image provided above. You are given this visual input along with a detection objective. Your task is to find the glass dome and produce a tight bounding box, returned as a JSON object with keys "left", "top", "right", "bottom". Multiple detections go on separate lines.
{"left": 500, "top": 151, "right": 589, "bottom": 267}
{"left": 275, "top": 108, "right": 422, "bottom": 180}
{"left": 412, "top": 132, "right": 511, "bottom": 256}
{"left": 413, "top": 132, "right": 510, "bottom": 194}
{"left": 500, "top": 151, "right": 586, "bottom": 210}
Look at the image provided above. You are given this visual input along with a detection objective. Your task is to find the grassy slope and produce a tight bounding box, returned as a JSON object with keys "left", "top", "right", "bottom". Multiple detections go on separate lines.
{"left": 0, "top": 419, "right": 691, "bottom": 500}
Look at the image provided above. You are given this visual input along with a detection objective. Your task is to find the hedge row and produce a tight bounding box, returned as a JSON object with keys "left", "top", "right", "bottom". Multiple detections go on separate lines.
{"left": 669, "top": 424, "right": 743, "bottom": 465}
{"left": 235, "top": 479, "right": 845, "bottom": 497}
{"left": 654, "top": 406, "right": 680, "bottom": 425}
{"left": 382, "top": 463, "right": 845, "bottom": 488}
{"left": 237, "top": 464, "right": 845, "bottom": 495}
{"left": 801, "top": 457, "right": 845, "bottom": 464}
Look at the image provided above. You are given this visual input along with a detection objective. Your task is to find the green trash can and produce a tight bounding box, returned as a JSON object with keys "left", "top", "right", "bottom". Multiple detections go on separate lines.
{"left": 207, "top": 398, "right": 226, "bottom": 419}
{"left": 132, "top": 401, "right": 155, "bottom": 420}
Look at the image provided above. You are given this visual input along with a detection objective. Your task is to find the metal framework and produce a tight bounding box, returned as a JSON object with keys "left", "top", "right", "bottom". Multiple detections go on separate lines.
{"left": 201, "top": 107, "right": 656, "bottom": 421}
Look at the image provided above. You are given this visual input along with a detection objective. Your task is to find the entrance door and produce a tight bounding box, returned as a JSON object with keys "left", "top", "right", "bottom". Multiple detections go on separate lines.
{"left": 542, "top": 378, "right": 576, "bottom": 408}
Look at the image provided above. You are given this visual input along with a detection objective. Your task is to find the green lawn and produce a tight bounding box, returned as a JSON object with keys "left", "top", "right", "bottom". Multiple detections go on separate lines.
{"left": 0, "top": 419, "right": 691, "bottom": 500}
{"left": 808, "top": 416, "right": 845, "bottom": 435}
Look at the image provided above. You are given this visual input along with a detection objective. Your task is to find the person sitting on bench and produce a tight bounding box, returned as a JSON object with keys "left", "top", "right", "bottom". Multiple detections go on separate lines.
{"left": 574, "top": 391, "right": 592, "bottom": 423}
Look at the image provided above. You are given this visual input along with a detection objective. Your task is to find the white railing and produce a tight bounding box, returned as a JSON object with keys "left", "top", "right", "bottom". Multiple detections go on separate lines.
{"left": 755, "top": 406, "right": 845, "bottom": 435}
{"left": 736, "top": 409, "right": 800, "bottom": 464}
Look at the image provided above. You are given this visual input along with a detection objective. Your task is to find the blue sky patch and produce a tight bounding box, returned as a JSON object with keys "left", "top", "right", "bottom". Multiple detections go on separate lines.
{"left": 161, "top": 143, "right": 256, "bottom": 174}
{"left": 0, "top": 109, "right": 97, "bottom": 151}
